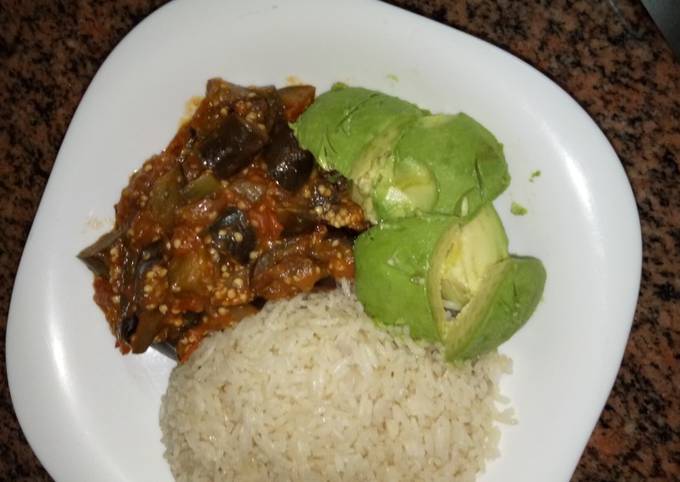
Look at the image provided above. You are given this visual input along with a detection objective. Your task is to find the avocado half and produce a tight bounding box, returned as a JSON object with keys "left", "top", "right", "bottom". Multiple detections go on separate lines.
{"left": 354, "top": 206, "right": 546, "bottom": 360}
{"left": 293, "top": 85, "right": 510, "bottom": 223}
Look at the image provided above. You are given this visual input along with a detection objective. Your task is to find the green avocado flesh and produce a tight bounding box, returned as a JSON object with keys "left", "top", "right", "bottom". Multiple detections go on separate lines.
{"left": 511, "top": 202, "right": 528, "bottom": 216}
{"left": 292, "top": 84, "right": 425, "bottom": 178}
{"left": 440, "top": 205, "right": 509, "bottom": 310}
{"left": 392, "top": 114, "right": 510, "bottom": 218}
{"left": 441, "top": 256, "right": 546, "bottom": 360}
{"left": 354, "top": 209, "right": 545, "bottom": 360}
{"left": 298, "top": 84, "right": 544, "bottom": 360}
{"left": 354, "top": 215, "right": 458, "bottom": 342}
{"left": 293, "top": 85, "right": 510, "bottom": 222}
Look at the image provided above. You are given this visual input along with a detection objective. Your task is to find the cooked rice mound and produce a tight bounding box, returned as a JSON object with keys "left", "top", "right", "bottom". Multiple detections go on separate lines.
{"left": 160, "top": 287, "right": 512, "bottom": 482}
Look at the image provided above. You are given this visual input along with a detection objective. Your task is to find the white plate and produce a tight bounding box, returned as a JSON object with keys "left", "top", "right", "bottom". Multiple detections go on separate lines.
{"left": 6, "top": 0, "right": 641, "bottom": 480}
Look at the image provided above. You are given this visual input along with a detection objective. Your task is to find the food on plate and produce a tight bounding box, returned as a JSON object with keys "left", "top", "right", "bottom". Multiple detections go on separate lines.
{"left": 160, "top": 288, "right": 512, "bottom": 482}
{"left": 294, "top": 84, "right": 544, "bottom": 360}
{"left": 74, "top": 78, "right": 547, "bottom": 480}
{"left": 439, "top": 205, "right": 509, "bottom": 309}
{"left": 354, "top": 206, "right": 545, "bottom": 360}
{"left": 511, "top": 201, "right": 528, "bottom": 216}
{"left": 291, "top": 84, "right": 425, "bottom": 179}
{"left": 293, "top": 84, "right": 510, "bottom": 222}
{"left": 79, "top": 79, "right": 545, "bottom": 364}
{"left": 78, "top": 79, "right": 368, "bottom": 361}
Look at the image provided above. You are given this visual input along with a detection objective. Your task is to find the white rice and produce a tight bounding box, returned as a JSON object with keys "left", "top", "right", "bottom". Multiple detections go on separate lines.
{"left": 160, "top": 286, "right": 513, "bottom": 482}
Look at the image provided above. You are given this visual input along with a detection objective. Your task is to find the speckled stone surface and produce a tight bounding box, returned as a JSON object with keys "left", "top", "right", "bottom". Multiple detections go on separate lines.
{"left": 0, "top": 0, "right": 678, "bottom": 480}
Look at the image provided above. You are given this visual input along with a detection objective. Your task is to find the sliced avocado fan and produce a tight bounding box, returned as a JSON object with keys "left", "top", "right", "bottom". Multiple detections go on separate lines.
{"left": 354, "top": 206, "right": 546, "bottom": 360}
{"left": 295, "top": 84, "right": 544, "bottom": 360}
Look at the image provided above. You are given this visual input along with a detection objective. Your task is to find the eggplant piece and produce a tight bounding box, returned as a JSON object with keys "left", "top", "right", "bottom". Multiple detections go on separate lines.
{"left": 203, "top": 80, "right": 279, "bottom": 136}
{"left": 306, "top": 170, "right": 369, "bottom": 231}
{"left": 314, "top": 276, "right": 337, "bottom": 290}
{"left": 118, "top": 244, "right": 138, "bottom": 321}
{"left": 177, "top": 129, "right": 202, "bottom": 181}
{"left": 263, "top": 123, "right": 314, "bottom": 191}
{"left": 118, "top": 241, "right": 164, "bottom": 329}
{"left": 252, "top": 255, "right": 325, "bottom": 299}
{"left": 130, "top": 310, "right": 164, "bottom": 353}
{"left": 119, "top": 314, "right": 139, "bottom": 342}
{"left": 252, "top": 236, "right": 305, "bottom": 279}
{"left": 183, "top": 311, "right": 203, "bottom": 328}
{"left": 251, "top": 86, "right": 283, "bottom": 135}
{"left": 277, "top": 85, "right": 315, "bottom": 122}
{"left": 77, "top": 230, "right": 122, "bottom": 278}
{"left": 153, "top": 311, "right": 203, "bottom": 361}
{"left": 138, "top": 242, "right": 163, "bottom": 272}
{"left": 209, "top": 207, "right": 256, "bottom": 264}
{"left": 198, "top": 114, "right": 265, "bottom": 179}
{"left": 134, "top": 241, "right": 164, "bottom": 296}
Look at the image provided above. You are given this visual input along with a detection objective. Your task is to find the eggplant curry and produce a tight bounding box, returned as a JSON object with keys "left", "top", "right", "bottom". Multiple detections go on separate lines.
{"left": 79, "top": 79, "right": 368, "bottom": 362}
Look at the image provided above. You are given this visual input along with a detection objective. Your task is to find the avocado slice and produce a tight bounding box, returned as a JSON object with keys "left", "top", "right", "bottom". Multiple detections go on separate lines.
{"left": 440, "top": 204, "right": 509, "bottom": 309}
{"left": 439, "top": 256, "right": 546, "bottom": 360}
{"left": 292, "top": 84, "right": 425, "bottom": 177}
{"left": 354, "top": 211, "right": 545, "bottom": 359}
{"left": 354, "top": 215, "right": 459, "bottom": 341}
{"left": 392, "top": 114, "right": 510, "bottom": 218}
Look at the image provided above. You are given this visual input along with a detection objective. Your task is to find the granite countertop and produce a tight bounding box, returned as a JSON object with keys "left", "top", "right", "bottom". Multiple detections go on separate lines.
{"left": 1, "top": 0, "right": 678, "bottom": 480}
